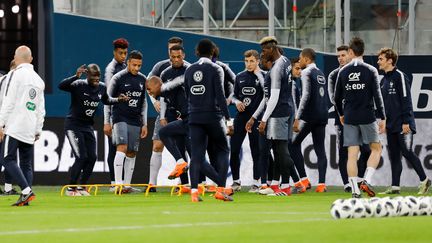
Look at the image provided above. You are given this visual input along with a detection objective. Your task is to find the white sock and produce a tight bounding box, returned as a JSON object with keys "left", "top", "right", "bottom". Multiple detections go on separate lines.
{"left": 364, "top": 167, "right": 376, "bottom": 184}
{"left": 234, "top": 179, "right": 240, "bottom": 184}
{"left": 349, "top": 177, "right": 360, "bottom": 194}
{"left": 110, "top": 181, "right": 115, "bottom": 185}
{"left": 176, "top": 158, "right": 186, "bottom": 164}
{"left": 114, "top": 151, "right": 126, "bottom": 185}
{"left": 4, "top": 183, "right": 12, "bottom": 192}
{"left": 301, "top": 177, "right": 308, "bottom": 181}
{"left": 392, "top": 186, "right": 401, "bottom": 190}
{"left": 344, "top": 183, "right": 350, "bottom": 189}
{"left": 149, "top": 152, "right": 162, "bottom": 185}
{"left": 22, "top": 187, "right": 31, "bottom": 195}
{"left": 123, "top": 156, "right": 136, "bottom": 186}
{"left": 253, "top": 179, "right": 260, "bottom": 186}
{"left": 191, "top": 188, "right": 198, "bottom": 193}
{"left": 271, "top": 180, "right": 279, "bottom": 186}
{"left": 357, "top": 177, "right": 364, "bottom": 183}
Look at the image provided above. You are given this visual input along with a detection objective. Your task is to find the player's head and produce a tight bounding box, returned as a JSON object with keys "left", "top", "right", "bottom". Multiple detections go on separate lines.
{"left": 195, "top": 39, "right": 216, "bottom": 58}
{"left": 113, "top": 38, "right": 129, "bottom": 64}
{"left": 260, "top": 36, "right": 279, "bottom": 62}
{"left": 169, "top": 45, "right": 185, "bottom": 68}
{"left": 244, "top": 50, "right": 260, "bottom": 72}
{"left": 9, "top": 59, "right": 16, "bottom": 70}
{"left": 14, "top": 45, "right": 32, "bottom": 65}
{"left": 348, "top": 37, "right": 365, "bottom": 58}
{"left": 260, "top": 53, "right": 273, "bottom": 71}
{"left": 377, "top": 47, "right": 398, "bottom": 72}
{"left": 299, "top": 48, "right": 316, "bottom": 68}
{"left": 86, "top": 64, "right": 101, "bottom": 87}
{"left": 168, "top": 37, "right": 183, "bottom": 55}
{"left": 127, "top": 50, "right": 143, "bottom": 75}
{"left": 290, "top": 57, "right": 301, "bottom": 78}
{"left": 146, "top": 75, "right": 163, "bottom": 98}
{"left": 336, "top": 45, "right": 350, "bottom": 67}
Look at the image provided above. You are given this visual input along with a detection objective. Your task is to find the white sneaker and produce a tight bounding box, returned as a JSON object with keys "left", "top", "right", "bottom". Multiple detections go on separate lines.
{"left": 248, "top": 185, "right": 260, "bottom": 193}
{"left": 78, "top": 189, "right": 91, "bottom": 196}
{"left": 66, "top": 190, "right": 82, "bottom": 196}
{"left": 258, "top": 187, "right": 274, "bottom": 195}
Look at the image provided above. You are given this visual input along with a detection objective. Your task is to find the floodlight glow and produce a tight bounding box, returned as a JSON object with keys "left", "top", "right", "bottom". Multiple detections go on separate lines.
{"left": 0, "top": 10, "right": 4, "bottom": 18}
{"left": 12, "top": 5, "right": 19, "bottom": 14}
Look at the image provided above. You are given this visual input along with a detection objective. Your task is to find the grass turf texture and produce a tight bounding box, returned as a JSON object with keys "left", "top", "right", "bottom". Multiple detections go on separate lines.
{"left": 0, "top": 186, "right": 431, "bottom": 242}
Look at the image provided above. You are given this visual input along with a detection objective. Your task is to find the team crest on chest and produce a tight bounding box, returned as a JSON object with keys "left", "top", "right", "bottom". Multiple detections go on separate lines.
{"left": 193, "top": 71, "right": 203, "bottom": 82}
{"left": 29, "top": 88, "right": 36, "bottom": 99}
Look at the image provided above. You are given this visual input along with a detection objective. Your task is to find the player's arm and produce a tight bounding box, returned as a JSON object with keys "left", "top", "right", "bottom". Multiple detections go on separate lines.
{"left": 103, "top": 74, "right": 119, "bottom": 136}
{"left": 58, "top": 65, "right": 87, "bottom": 92}
{"left": 397, "top": 71, "right": 413, "bottom": 133}
{"left": 372, "top": 69, "right": 386, "bottom": 121}
{"left": 161, "top": 75, "right": 185, "bottom": 92}
{"left": 295, "top": 68, "right": 311, "bottom": 121}
{"left": 140, "top": 89, "right": 148, "bottom": 138}
{"left": 292, "top": 81, "right": 299, "bottom": 114}
{"left": 327, "top": 70, "right": 336, "bottom": 105}
{"left": 159, "top": 97, "right": 168, "bottom": 126}
{"left": 232, "top": 75, "right": 244, "bottom": 112}
{"left": 35, "top": 85, "right": 46, "bottom": 140}
{"left": 371, "top": 69, "right": 386, "bottom": 133}
{"left": 214, "top": 66, "right": 231, "bottom": 121}
{"left": 333, "top": 71, "right": 344, "bottom": 117}
{"left": 0, "top": 71, "right": 19, "bottom": 141}
{"left": 254, "top": 69, "right": 265, "bottom": 88}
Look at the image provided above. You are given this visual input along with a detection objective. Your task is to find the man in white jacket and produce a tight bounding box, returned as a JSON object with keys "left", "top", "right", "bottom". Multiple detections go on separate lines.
{"left": 0, "top": 46, "right": 45, "bottom": 206}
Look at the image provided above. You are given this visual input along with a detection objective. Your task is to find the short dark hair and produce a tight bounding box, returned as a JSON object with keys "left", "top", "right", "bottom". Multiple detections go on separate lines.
{"left": 244, "top": 50, "right": 259, "bottom": 59}
{"left": 113, "top": 38, "right": 129, "bottom": 49}
{"left": 337, "top": 45, "right": 349, "bottom": 52}
{"left": 196, "top": 39, "right": 215, "bottom": 57}
{"left": 290, "top": 57, "right": 300, "bottom": 64}
{"left": 301, "top": 48, "right": 316, "bottom": 61}
{"left": 87, "top": 63, "right": 101, "bottom": 74}
{"left": 129, "top": 50, "right": 143, "bottom": 60}
{"left": 349, "top": 37, "right": 365, "bottom": 56}
{"left": 378, "top": 47, "right": 398, "bottom": 66}
{"left": 169, "top": 45, "right": 184, "bottom": 52}
{"left": 168, "top": 37, "right": 183, "bottom": 45}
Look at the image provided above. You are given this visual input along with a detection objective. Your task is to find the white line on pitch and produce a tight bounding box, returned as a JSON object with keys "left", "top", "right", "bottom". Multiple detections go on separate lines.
{"left": 0, "top": 218, "right": 330, "bottom": 236}
{"left": 0, "top": 210, "right": 328, "bottom": 216}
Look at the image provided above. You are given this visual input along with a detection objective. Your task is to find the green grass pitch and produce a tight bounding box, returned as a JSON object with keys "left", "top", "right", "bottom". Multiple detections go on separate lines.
{"left": 0, "top": 186, "right": 431, "bottom": 242}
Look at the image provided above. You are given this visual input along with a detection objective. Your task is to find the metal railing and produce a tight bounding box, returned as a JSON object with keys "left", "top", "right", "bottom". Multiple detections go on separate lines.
{"left": 53, "top": 0, "right": 430, "bottom": 54}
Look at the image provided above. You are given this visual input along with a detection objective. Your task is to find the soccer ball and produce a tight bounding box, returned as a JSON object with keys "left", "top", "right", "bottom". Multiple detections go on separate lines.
{"left": 369, "top": 197, "right": 388, "bottom": 217}
{"left": 397, "top": 196, "right": 412, "bottom": 217}
{"left": 381, "top": 197, "right": 400, "bottom": 217}
{"left": 404, "top": 196, "right": 420, "bottom": 216}
{"left": 360, "top": 198, "right": 374, "bottom": 218}
{"left": 330, "top": 199, "right": 353, "bottom": 219}
{"left": 350, "top": 198, "right": 366, "bottom": 218}
{"left": 417, "top": 196, "right": 432, "bottom": 216}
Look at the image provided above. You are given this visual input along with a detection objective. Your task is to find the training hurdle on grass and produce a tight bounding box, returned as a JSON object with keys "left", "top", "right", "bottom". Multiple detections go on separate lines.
{"left": 60, "top": 184, "right": 206, "bottom": 197}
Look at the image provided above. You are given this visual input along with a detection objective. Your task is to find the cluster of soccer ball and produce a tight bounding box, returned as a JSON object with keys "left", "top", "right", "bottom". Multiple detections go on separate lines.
{"left": 330, "top": 196, "right": 432, "bottom": 219}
